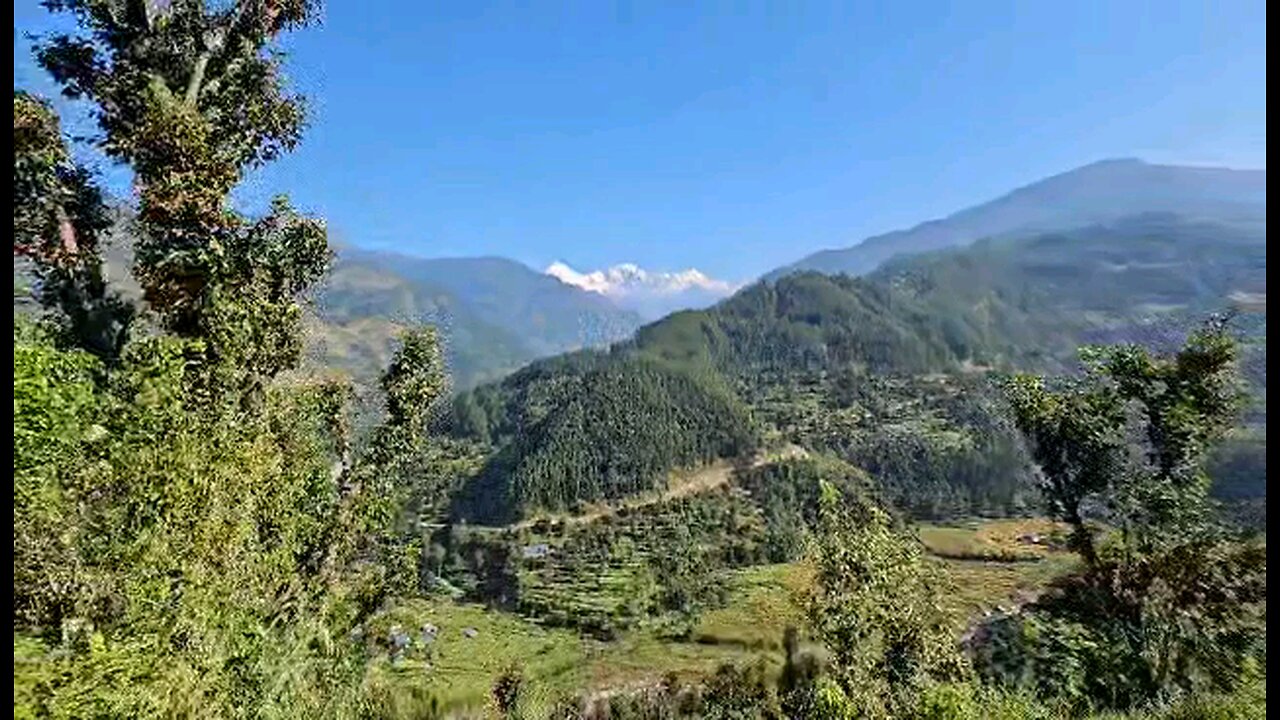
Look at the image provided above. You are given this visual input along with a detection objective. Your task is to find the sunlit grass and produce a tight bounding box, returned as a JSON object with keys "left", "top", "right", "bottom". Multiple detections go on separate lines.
{"left": 694, "top": 562, "right": 812, "bottom": 651}
{"left": 369, "top": 519, "right": 1085, "bottom": 717}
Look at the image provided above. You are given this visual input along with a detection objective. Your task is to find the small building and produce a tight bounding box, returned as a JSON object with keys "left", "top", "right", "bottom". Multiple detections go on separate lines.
{"left": 522, "top": 543, "right": 551, "bottom": 559}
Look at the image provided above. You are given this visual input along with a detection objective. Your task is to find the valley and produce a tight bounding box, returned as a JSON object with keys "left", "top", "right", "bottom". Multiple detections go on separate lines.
{"left": 14, "top": 163, "right": 1267, "bottom": 717}
{"left": 11, "top": 3, "right": 1266, "bottom": 713}
{"left": 363, "top": 517, "right": 1082, "bottom": 719}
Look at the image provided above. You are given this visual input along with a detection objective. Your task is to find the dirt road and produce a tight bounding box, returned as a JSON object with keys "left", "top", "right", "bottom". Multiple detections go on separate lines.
{"left": 509, "top": 445, "right": 806, "bottom": 531}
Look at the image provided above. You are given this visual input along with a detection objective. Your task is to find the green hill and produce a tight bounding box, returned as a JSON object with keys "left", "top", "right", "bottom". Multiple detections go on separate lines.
{"left": 450, "top": 351, "right": 758, "bottom": 523}
{"left": 449, "top": 214, "right": 1266, "bottom": 522}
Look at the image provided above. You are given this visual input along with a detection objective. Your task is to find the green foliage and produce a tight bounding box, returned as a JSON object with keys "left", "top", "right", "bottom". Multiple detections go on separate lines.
{"left": 445, "top": 217, "right": 1266, "bottom": 532}
{"left": 804, "top": 484, "right": 966, "bottom": 719}
{"left": 1007, "top": 319, "right": 1244, "bottom": 558}
{"left": 12, "top": 321, "right": 387, "bottom": 716}
{"left": 634, "top": 216, "right": 1265, "bottom": 386}
{"left": 382, "top": 327, "right": 450, "bottom": 433}
{"left": 13, "top": 5, "right": 1269, "bottom": 716}
{"left": 984, "top": 324, "right": 1267, "bottom": 712}
{"left": 493, "top": 664, "right": 526, "bottom": 719}
{"left": 736, "top": 457, "right": 869, "bottom": 562}
{"left": 548, "top": 663, "right": 780, "bottom": 720}
{"left": 452, "top": 353, "right": 757, "bottom": 522}
{"left": 971, "top": 540, "right": 1267, "bottom": 714}
{"left": 470, "top": 485, "right": 768, "bottom": 637}
{"left": 13, "top": 91, "right": 133, "bottom": 359}
{"left": 11, "top": 3, "right": 439, "bottom": 716}
{"left": 36, "top": 0, "right": 329, "bottom": 395}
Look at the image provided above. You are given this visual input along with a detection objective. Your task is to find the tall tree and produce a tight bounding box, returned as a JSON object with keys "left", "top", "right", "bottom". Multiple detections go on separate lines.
{"left": 804, "top": 481, "right": 963, "bottom": 719}
{"left": 985, "top": 320, "right": 1266, "bottom": 709}
{"left": 13, "top": 2, "right": 437, "bottom": 715}
{"left": 35, "top": 0, "right": 328, "bottom": 390}
{"left": 1006, "top": 318, "right": 1243, "bottom": 558}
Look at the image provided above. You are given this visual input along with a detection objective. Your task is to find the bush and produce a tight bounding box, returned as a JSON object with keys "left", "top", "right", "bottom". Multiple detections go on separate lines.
{"left": 969, "top": 539, "right": 1267, "bottom": 713}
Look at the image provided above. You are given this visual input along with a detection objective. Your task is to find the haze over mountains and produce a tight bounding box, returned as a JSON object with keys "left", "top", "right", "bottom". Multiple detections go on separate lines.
{"left": 312, "top": 251, "right": 642, "bottom": 387}
{"left": 766, "top": 159, "right": 1266, "bottom": 280}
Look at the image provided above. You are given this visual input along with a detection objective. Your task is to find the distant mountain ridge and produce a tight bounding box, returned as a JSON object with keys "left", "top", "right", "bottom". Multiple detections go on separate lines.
{"left": 767, "top": 159, "right": 1266, "bottom": 280}
{"left": 15, "top": 227, "right": 642, "bottom": 390}
{"left": 312, "top": 250, "right": 643, "bottom": 387}
{"left": 451, "top": 212, "right": 1266, "bottom": 521}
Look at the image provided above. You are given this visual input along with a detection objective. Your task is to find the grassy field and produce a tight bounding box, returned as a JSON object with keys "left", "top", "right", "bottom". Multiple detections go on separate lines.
{"left": 367, "top": 519, "right": 1083, "bottom": 717}
{"left": 915, "top": 518, "right": 1080, "bottom": 623}
{"left": 694, "top": 562, "right": 812, "bottom": 651}
{"left": 916, "top": 517, "right": 1068, "bottom": 560}
{"left": 364, "top": 595, "right": 769, "bottom": 718}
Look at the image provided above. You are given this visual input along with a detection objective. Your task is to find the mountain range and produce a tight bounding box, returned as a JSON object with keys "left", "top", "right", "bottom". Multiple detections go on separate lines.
{"left": 15, "top": 236, "right": 645, "bottom": 390}
{"left": 310, "top": 251, "right": 642, "bottom": 388}
{"left": 766, "top": 158, "right": 1266, "bottom": 280}
{"left": 451, "top": 210, "right": 1267, "bottom": 522}
{"left": 14, "top": 158, "right": 1266, "bottom": 393}
{"left": 317, "top": 159, "right": 1265, "bottom": 390}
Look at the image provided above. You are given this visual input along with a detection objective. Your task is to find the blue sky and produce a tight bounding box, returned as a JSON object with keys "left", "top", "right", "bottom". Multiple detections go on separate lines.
{"left": 14, "top": 1, "right": 1267, "bottom": 281}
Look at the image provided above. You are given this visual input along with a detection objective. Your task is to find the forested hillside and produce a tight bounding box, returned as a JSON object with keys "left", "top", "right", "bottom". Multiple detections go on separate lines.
{"left": 451, "top": 213, "right": 1266, "bottom": 523}
{"left": 628, "top": 273, "right": 968, "bottom": 375}
{"left": 450, "top": 352, "right": 757, "bottom": 522}
{"left": 642, "top": 213, "right": 1266, "bottom": 378}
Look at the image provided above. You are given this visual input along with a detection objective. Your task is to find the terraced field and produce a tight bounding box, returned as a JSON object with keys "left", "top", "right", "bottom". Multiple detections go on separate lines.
{"left": 373, "top": 518, "right": 1079, "bottom": 718}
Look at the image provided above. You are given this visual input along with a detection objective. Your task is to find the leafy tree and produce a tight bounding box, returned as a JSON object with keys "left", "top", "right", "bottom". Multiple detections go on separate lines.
{"left": 382, "top": 326, "right": 450, "bottom": 435}
{"left": 804, "top": 482, "right": 964, "bottom": 719}
{"left": 13, "top": 91, "right": 133, "bottom": 358}
{"left": 35, "top": 0, "right": 329, "bottom": 393}
{"left": 737, "top": 456, "right": 868, "bottom": 562}
{"left": 12, "top": 1, "right": 440, "bottom": 715}
{"left": 13, "top": 321, "right": 379, "bottom": 716}
{"left": 1006, "top": 318, "right": 1243, "bottom": 559}
{"left": 983, "top": 320, "right": 1268, "bottom": 710}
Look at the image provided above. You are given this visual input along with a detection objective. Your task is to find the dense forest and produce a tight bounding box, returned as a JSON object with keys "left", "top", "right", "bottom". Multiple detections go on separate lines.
{"left": 450, "top": 351, "right": 757, "bottom": 522}
{"left": 11, "top": 1, "right": 1266, "bottom": 718}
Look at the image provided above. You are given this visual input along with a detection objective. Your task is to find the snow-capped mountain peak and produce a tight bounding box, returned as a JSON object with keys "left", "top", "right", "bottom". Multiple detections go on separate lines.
{"left": 545, "top": 261, "right": 739, "bottom": 319}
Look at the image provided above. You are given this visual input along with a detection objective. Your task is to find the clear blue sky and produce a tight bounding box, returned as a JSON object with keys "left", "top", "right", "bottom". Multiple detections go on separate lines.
{"left": 13, "top": 1, "right": 1267, "bottom": 280}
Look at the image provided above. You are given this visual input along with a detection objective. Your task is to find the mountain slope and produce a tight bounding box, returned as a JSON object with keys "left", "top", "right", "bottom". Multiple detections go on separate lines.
{"left": 15, "top": 228, "right": 643, "bottom": 390}
{"left": 311, "top": 250, "right": 643, "bottom": 388}
{"left": 643, "top": 214, "right": 1265, "bottom": 378}
{"left": 767, "top": 159, "right": 1266, "bottom": 280}
{"left": 451, "top": 213, "right": 1266, "bottom": 522}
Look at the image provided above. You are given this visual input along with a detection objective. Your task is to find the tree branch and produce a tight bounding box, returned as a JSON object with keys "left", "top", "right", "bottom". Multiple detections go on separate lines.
{"left": 184, "top": 51, "right": 211, "bottom": 107}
